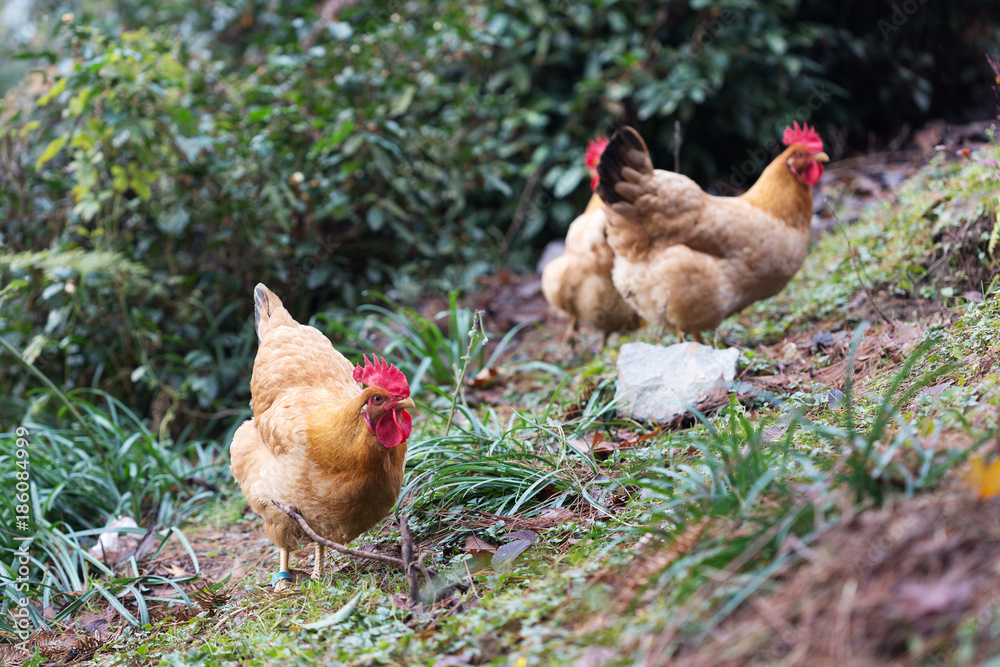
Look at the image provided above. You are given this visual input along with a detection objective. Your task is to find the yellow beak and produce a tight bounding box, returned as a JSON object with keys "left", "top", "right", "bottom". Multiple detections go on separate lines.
{"left": 814, "top": 151, "right": 830, "bottom": 163}
{"left": 394, "top": 397, "right": 416, "bottom": 410}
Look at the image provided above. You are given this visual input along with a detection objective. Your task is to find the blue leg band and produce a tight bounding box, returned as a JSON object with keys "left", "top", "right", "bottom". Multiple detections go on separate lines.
{"left": 270, "top": 570, "right": 292, "bottom": 586}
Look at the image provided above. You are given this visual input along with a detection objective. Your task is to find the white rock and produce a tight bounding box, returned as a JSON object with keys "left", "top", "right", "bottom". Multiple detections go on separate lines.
{"left": 88, "top": 515, "right": 139, "bottom": 560}
{"left": 615, "top": 342, "right": 740, "bottom": 423}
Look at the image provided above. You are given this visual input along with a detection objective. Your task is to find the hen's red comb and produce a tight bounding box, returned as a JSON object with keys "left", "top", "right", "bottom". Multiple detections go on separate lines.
{"left": 353, "top": 355, "right": 410, "bottom": 397}
{"left": 585, "top": 136, "right": 610, "bottom": 171}
{"left": 782, "top": 122, "right": 824, "bottom": 153}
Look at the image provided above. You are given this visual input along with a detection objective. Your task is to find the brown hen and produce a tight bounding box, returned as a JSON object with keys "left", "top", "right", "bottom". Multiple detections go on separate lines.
{"left": 596, "top": 123, "right": 829, "bottom": 341}
{"left": 230, "top": 284, "right": 414, "bottom": 588}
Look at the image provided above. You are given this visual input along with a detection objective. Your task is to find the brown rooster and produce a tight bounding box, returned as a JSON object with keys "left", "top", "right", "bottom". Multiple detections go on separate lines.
{"left": 230, "top": 284, "right": 414, "bottom": 589}
{"left": 596, "top": 123, "right": 829, "bottom": 342}
{"left": 541, "top": 136, "right": 640, "bottom": 347}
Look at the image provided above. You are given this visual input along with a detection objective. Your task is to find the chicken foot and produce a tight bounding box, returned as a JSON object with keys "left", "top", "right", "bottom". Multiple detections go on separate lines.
{"left": 673, "top": 326, "right": 705, "bottom": 345}
{"left": 271, "top": 501, "right": 471, "bottom": 606}
{"left": 269, "top": 542, "right": 327, "bottom": 589}
{"left": 272, "top": 501, "right": 407, "bottom": 569}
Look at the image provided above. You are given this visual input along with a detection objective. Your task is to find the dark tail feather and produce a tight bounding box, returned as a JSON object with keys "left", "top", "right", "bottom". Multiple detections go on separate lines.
{"left": 596, "top": 126, "right": 654, "bottom": 206}
{"left": 253, "top": 283, "right": 274, "bottom": 342}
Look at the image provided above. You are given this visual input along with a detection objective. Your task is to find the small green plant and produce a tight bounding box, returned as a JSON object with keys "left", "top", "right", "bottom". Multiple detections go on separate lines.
{"left": 0, "top": 380, "right": 225, "bottom": 633}
{"left": 821, "top": 326, "right": 972, "bottom": 503}
{"left": 322, "top": 292, "right": 531, "bottom": 395}
{"left": 403, "top": 400, "right": 608, "bottom": 518}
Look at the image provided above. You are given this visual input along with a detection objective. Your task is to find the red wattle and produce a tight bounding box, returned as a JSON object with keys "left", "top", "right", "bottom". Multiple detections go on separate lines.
{"left": 375, "top": 409, "right": 412, "bottom": 448}
{"left": 802, "top": 161, "right": 824, "bottom": 187}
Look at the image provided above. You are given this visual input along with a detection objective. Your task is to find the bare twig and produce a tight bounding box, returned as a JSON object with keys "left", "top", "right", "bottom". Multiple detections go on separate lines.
{"left": 271, "top": 501, "right": 405, "bottom": 569}
{"left": 830, "top": 207, "right": 892, "bottom": 325}
{"left": 271, "top": 502, "right": 474, "bottom": 607}
{"left": 416, "top": 552, "right": 434, "bottom": 583}
{"left": 503, "top": 160, "right": 545, "bottom": 255}
{"left": 399, "top": 512, "right": 422, "bottom": 608}
{"left": 673, "top": 120, "right": 682, "bottom": 173}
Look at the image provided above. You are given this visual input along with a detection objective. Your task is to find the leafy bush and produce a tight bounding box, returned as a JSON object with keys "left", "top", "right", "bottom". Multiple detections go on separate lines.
{"left": 1, "top": 0, "right": 996, "bottom": 430}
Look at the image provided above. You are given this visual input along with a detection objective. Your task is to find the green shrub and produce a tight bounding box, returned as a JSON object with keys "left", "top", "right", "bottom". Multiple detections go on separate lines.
{"left": 1, "top": 0, "right": 996, "bottom": 430}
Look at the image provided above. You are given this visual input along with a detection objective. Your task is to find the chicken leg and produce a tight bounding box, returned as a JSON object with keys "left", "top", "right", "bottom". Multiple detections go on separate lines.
{"left": 561, "top": 317, "right": 579, "bottom": 349}
{"left": 675, "top": 326, "right": 705, "bottom": 345}
{"left": 272, "top": 547, "right": 292, "bottom": 591}
{"left": 312, "top": 542, "right": 325, "bottom": 580}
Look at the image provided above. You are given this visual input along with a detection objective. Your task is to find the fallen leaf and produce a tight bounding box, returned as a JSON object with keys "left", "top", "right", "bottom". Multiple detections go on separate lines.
{"left": 464, "top": 535, "right": 496, "bottom": 557}
{"left": 505, "top": 530, "right": 538, "bottom": 543}
{"left": 963, "top": 291, "right": 985, "bottom": 303}
{"left": 575, "top": 647, "right": 616, "bottom": 667}
{"left": 634, "top": 427, "right": 665, "bottom": 446}
{"left": 812, "top": 330, "right": 835, "bottom": 348}
{"left": 492, "top": 539, "right": 532, "bottom": 570}
{"left": 895, "top": 571, "right": 974, "bottom": 617}
{"left": 538, "top": 508, "right": 573, "bottom": 522}
{"left": 827, "top": 388, "right": 846, "bottom": 408}
{"left": 388, "top": 593, "right": 410, "bottom": 610}
{"left": 891, "top": 321, "right": 924, "bottom": 344}
{"left": 433, "top": 652, "right": 476, "bottom": 667}
{"left": 592, "top": 438, "right": 618, "bottom": 460}
{"left": 165, "top": 563, "right": 190, "bottom": 578}
{"left": 778, "top": 341, "right": 801, "bottom": 365}
{"left": 615, "top": 430, "right": 641, "bottom": 443}
{"left": 469, "top": 366, "right": 504, "bottom": 389}
{"left": 566, "top": 438, "right": 591, "bottom": 456}
{"left": 199, "top": 531, "right": 225, "bottom": 541}
{"left": 695, "top": 377, "right": 730, "bottom": 413}
{"left": 762, "top": 425, "right": 786, "bottom": 443}
{"left": 919, "top": 381, "right": 953, "bottom": 400}
{"left": 966, "top": 456, "right": 1000, "bottom": 499}
{"left": 567, "top": 432, "right": 613, "bottom": 458}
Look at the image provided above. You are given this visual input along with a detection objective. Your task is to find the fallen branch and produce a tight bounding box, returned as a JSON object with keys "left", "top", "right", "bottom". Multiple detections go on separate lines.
{"left": 271, "top": 501, "right": 470, "bottom": 607}
{"left": 673, "top": 120, "right": 682, "bottom": 173}
{"left": 271, "top": 501, "right": 406, "bottom": 569}
{"left": 399, "top": 512, "right": 422, "bottom": 608}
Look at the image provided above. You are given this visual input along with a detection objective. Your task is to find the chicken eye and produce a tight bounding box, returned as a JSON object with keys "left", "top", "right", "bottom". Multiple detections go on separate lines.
{"left": 371, "top": 395, "right": 384, "bottom": 405}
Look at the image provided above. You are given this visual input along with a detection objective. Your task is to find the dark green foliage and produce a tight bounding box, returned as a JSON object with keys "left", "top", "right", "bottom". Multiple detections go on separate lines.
{"left": 1, "top": 0, "right": 997, "bottom": 429}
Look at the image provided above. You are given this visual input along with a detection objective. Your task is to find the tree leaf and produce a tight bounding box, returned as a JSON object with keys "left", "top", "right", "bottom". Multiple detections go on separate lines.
{"left": 389, "top": 85, "right": 416, "bottom": 118}
{"left": 552, "top": 166, "right": 585, "bottom": 199}
{"left": 505, "top": 530, "right": 538, "bottom": 543}
{"left": 301, "top": 590, "right": 368, "bottom": 629}
{"left": 36, "top": 136, "right": 67, "bottom": 169}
